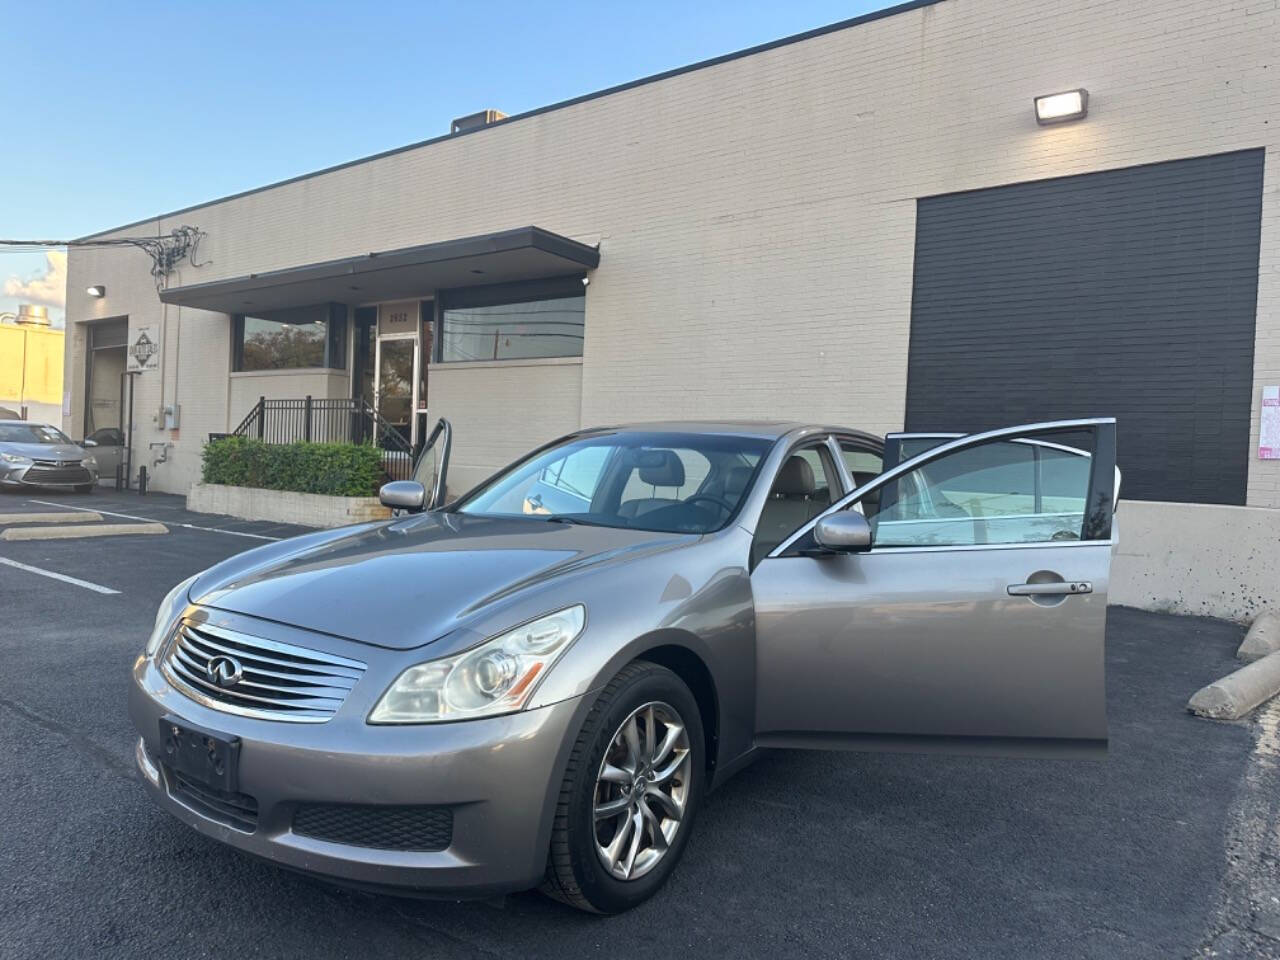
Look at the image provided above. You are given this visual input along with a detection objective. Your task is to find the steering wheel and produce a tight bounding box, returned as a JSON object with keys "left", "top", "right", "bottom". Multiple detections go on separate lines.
{"left": 684, "top": 493, "right": 736, "bottom": 516}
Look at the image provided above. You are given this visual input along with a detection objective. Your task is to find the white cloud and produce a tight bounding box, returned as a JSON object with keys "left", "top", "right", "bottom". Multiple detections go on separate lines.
{"left": 3, "top": 250, "right": 67, "bottom": 309}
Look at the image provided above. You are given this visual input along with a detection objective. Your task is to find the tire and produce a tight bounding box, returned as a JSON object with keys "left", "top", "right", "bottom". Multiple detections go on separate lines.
{"left": 74, "top": 484, "right": 93, "bottom": 494}
{"left": 542, "top": 661, "right": 705, "bottom": 914}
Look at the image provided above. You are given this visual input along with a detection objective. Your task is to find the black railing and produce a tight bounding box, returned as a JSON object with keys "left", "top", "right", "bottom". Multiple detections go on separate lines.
{"left": 229, "top": 396, "right": 417, "bottom": 481}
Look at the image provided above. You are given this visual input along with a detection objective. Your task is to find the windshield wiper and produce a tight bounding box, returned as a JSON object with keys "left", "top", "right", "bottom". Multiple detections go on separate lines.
{"left": 542, "top": 514, "right": 630, "bottom": 529}
{"left": 542, "top": 515, "right": 595, "bottom": 526}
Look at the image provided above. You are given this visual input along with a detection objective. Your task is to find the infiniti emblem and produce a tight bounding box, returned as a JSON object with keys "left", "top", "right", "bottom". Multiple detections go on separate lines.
{"left": 206, "top": 654, "right": 243, "bottom": 687}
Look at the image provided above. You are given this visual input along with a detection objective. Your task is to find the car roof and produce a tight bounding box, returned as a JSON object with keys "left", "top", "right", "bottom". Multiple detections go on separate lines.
{"left": 576, "top": 420, "right": 879, "bottom": 442}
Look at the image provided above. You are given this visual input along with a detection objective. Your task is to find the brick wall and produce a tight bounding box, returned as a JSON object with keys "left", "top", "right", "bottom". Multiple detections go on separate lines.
{"left": 64, "top": 0, "right": 1280, "bottom": 504}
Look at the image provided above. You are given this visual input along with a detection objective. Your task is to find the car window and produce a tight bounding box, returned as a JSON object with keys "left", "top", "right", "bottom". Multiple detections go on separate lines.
{"left": 524, "top": 446, "right": 613, "bottom": 515}
{"left": 87, "top": 428, "right": 123, "bottom": 445}
{"left": 752, "top": 442, "right": 841, "bottom": 565}
{"left": 839, "top": 441, "right": 885, "bottom": 515}
{"left": 619, "top": 447, "right": 711, "bottom": 508}
{"left": 838, "top": 442, "right": 883, "bottom": 482}
{"left": 456, "top": 432, "right": 770, "bottom": 534}
{"left": 0, "top": 423, "right": 71, "bottom": 444}
{"left": 864, "top": 438, "right": 1091, "bottom": 547}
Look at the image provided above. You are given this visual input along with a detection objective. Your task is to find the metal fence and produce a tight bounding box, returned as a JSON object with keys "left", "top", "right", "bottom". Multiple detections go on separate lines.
{"left": 228, "top": 396, "right": 417, "bottom": 481}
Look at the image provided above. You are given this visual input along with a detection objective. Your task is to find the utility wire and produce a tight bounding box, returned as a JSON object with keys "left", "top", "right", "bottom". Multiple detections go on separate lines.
{"left": 0, "top": 226, "right": 207, "bottom": 291}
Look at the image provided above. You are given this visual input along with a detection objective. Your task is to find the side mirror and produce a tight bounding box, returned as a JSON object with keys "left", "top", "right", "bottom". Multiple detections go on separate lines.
{"left": 82, "top": 438, "right": 98, "bottom": 448}
{"left": 379, "top": 480, "right": 427, "bottom": 513}
{"left": 813, "top": 512, "right": 872, "bottom": 552}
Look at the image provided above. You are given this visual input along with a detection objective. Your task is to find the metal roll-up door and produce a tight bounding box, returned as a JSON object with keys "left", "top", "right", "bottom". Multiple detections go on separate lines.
{"left": 905, "top": 149, "right": 1264, "bottom": 505}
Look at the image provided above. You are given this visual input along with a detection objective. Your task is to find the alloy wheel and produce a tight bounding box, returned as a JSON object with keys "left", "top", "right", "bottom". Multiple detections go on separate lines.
{"left": 592, "top": 700, "right": 692, "bottom": 881}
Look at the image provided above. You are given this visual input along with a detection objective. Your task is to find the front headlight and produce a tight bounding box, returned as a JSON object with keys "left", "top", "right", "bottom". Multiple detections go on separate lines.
{"left": 81, "top": 455, "right": 98, "bottom": 469}
{"left": 0, "top": 452, "right": 32, "bottom": 465}
{"left": 369, "top": 605, "right": 586, "bottom": 724}
{"left": 145, "top": 574, "right": 199, "bottom": 657}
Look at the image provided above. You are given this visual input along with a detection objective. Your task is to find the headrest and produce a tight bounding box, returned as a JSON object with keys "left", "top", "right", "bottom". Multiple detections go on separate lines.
{"left": 774, "top": 455, "right": 815, "bottom": 497}
{"left": 637, "top": 450, "right": 685, "bottom": 487}
{"left": 725, "top": 465, "right": 754, "bottom": 499}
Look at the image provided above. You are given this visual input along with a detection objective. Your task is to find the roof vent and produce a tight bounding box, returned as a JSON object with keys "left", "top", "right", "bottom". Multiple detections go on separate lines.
{"left": 450, "top": 109, "right": 507, "bottom": 135}
{"left": 15, "top": 304, "right": 50, "bottom": 326}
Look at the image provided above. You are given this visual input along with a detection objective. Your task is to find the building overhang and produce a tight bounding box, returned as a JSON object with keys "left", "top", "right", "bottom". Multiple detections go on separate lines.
{"left": 157, "top": 226, "right": 600, "bottom": 313}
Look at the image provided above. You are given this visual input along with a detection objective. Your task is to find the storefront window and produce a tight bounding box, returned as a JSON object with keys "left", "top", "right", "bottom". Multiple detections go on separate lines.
{"left": 438, "top": 278, "right": 584, "bottom": 362}
{"left": 232, "top": 303, "right": 347, "bottom": 371}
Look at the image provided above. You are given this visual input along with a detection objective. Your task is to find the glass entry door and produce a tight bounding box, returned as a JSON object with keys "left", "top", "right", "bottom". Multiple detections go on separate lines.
{"left": 375, "top": 337, "right": 416, "bottom": 445}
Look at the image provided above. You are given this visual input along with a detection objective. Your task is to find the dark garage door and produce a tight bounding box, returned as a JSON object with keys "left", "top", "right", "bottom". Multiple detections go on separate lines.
{"left": 906, "top": 149, "right": 1264, "bottom": 504}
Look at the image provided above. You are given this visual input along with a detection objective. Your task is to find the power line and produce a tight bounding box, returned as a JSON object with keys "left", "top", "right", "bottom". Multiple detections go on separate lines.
{"left": 0, "top": 226, "right": 207, "bottom": 290}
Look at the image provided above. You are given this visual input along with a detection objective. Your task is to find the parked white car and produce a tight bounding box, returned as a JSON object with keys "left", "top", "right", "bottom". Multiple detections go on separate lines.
{"left": 0, "top": 420, "right": 99, "bottom": 492}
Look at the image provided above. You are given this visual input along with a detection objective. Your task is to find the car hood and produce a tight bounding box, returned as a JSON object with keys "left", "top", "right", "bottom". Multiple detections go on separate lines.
{"left": 0, "top": 442, "right": 86, "bottom": 460}
{"left": 191, "top": 513, "right": 697, "bottom": 650}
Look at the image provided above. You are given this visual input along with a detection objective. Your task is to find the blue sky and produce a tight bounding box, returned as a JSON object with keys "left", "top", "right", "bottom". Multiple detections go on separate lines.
{"left": 0, "top": 0, "right": 893, "bottom": 325}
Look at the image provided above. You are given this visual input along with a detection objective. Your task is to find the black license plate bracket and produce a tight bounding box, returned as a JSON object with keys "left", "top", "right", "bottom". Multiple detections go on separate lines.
{"left": 160, "top": 716, "right": 241, "bottom": 793}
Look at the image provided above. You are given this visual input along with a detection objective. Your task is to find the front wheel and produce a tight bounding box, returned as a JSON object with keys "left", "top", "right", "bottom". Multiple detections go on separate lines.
{"left": 542, "top": 661, "right": 704, "bottom": 913}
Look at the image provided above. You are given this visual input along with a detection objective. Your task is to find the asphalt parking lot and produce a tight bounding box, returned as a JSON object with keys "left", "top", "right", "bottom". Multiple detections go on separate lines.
{"left": 2, "top": 488, "right": 1279, "bottom": 959}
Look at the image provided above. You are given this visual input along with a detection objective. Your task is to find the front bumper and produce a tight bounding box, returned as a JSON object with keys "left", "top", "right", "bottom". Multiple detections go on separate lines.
{"left": 0, "top": 461, "right": 97, "bottom": 488}
{"left": 130, "top": 646, "right": 587, "bottom": 897}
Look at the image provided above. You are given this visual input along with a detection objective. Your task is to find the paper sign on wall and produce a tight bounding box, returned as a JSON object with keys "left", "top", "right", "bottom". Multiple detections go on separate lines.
{"left": 1261, "top": 386, "right": 1280, "bottom": 460}
{"left": 126, "top": 324, "right": 160, "bottom": 372}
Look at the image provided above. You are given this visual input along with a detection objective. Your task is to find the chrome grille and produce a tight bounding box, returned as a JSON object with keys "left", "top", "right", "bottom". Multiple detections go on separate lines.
{"left": 161, "top": 621, "right": 366, "bottom": 723}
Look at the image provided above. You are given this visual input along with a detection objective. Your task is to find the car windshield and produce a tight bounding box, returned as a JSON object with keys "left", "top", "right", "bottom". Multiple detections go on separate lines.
{"left": 454, "top": 431, "right": 772, "bottom": 534}
{"left": 0, "top": 423, "right": 72, "bottom": 444}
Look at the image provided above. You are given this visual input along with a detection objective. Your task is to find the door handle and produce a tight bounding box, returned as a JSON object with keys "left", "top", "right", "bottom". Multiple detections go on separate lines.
{"left": 1008, "top": 581, "right": 1092, "bottom": 597}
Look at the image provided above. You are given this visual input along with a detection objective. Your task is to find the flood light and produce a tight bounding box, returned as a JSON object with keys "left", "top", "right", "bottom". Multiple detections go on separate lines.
{"left": 1035, "top": 89, "right": 1088, "bottom": 125}
{"left": 86, "top": 285, "right": 106, "bottom": 298}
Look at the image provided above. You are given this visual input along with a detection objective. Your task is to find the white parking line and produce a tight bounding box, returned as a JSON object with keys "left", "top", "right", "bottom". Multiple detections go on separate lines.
{"left": 27, "top": 500, "right": 281, "bottom": 541}
{"left": 0, "top": 557, "right": 121, "bottom": 595}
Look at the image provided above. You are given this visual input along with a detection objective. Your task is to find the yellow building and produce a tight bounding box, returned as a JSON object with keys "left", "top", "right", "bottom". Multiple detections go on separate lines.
{"left": 0, "top": 311, "right": 65, "bottom": 424}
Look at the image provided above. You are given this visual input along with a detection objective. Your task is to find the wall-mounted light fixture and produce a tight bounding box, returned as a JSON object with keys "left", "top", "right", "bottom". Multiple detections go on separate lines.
{"left": 1034, "top": 88, "right": 1089, "bottom": 125}
{"left": 86, "top": 285, "right": 106, "bottom": 298}
{"left": 581, "top": 276, "right": 590, "bottom": 287}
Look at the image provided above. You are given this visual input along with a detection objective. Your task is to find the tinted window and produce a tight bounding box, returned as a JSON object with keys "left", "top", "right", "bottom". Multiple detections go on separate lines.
{"left": 233, "top": 303, "right": 345, "bottom": 371}
{"left": 868, "top": 438, "right": 1090, "bottom": 547}
{"left": 439, "top": 296, "right": 584, "bottom": 362}
{"left": 438, "top": 279, "right": 585, "bottom": 362}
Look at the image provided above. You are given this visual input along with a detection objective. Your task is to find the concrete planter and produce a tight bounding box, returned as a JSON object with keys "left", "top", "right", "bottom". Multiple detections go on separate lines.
{"left": 187, "top": 482, "right": 389, "bottom": 529}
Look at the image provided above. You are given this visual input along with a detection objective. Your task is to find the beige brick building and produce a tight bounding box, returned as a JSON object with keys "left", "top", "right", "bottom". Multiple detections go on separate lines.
{"left": 64, "top": 0, "right": 1279, "bottom": 617}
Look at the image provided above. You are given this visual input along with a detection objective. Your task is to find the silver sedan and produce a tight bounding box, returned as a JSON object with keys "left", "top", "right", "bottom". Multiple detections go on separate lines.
{"left": 0, "top": 420, "right": 99, "bottom": 492}
{"left": 130, "top": 417, "right": 1118, "bottom": 912}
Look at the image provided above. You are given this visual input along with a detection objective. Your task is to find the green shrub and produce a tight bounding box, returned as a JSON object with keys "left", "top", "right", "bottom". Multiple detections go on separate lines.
{"left": 201, "top": 437, "right": 385, "bottom": 497}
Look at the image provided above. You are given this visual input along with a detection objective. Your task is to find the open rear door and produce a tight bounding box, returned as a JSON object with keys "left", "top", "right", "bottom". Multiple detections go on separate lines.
{"left": 751, "top": 419, "right": 1117, "bottom": 759}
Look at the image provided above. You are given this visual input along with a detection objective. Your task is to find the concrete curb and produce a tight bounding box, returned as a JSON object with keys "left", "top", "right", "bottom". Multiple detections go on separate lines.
{"left": 1188, "top": 650, "right": 1280, "bottom": 720}
{"left": 0, "top": 522, "right": 168, "bottom": 541}
{"left": 188, "top": 482, "right": 389, "bottom": 529}
{"left": 0, "top": 512, "right": 103, "bottom": 525}
{"left": 1238, "top": 611, "right": 1280, "bottom": 664}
